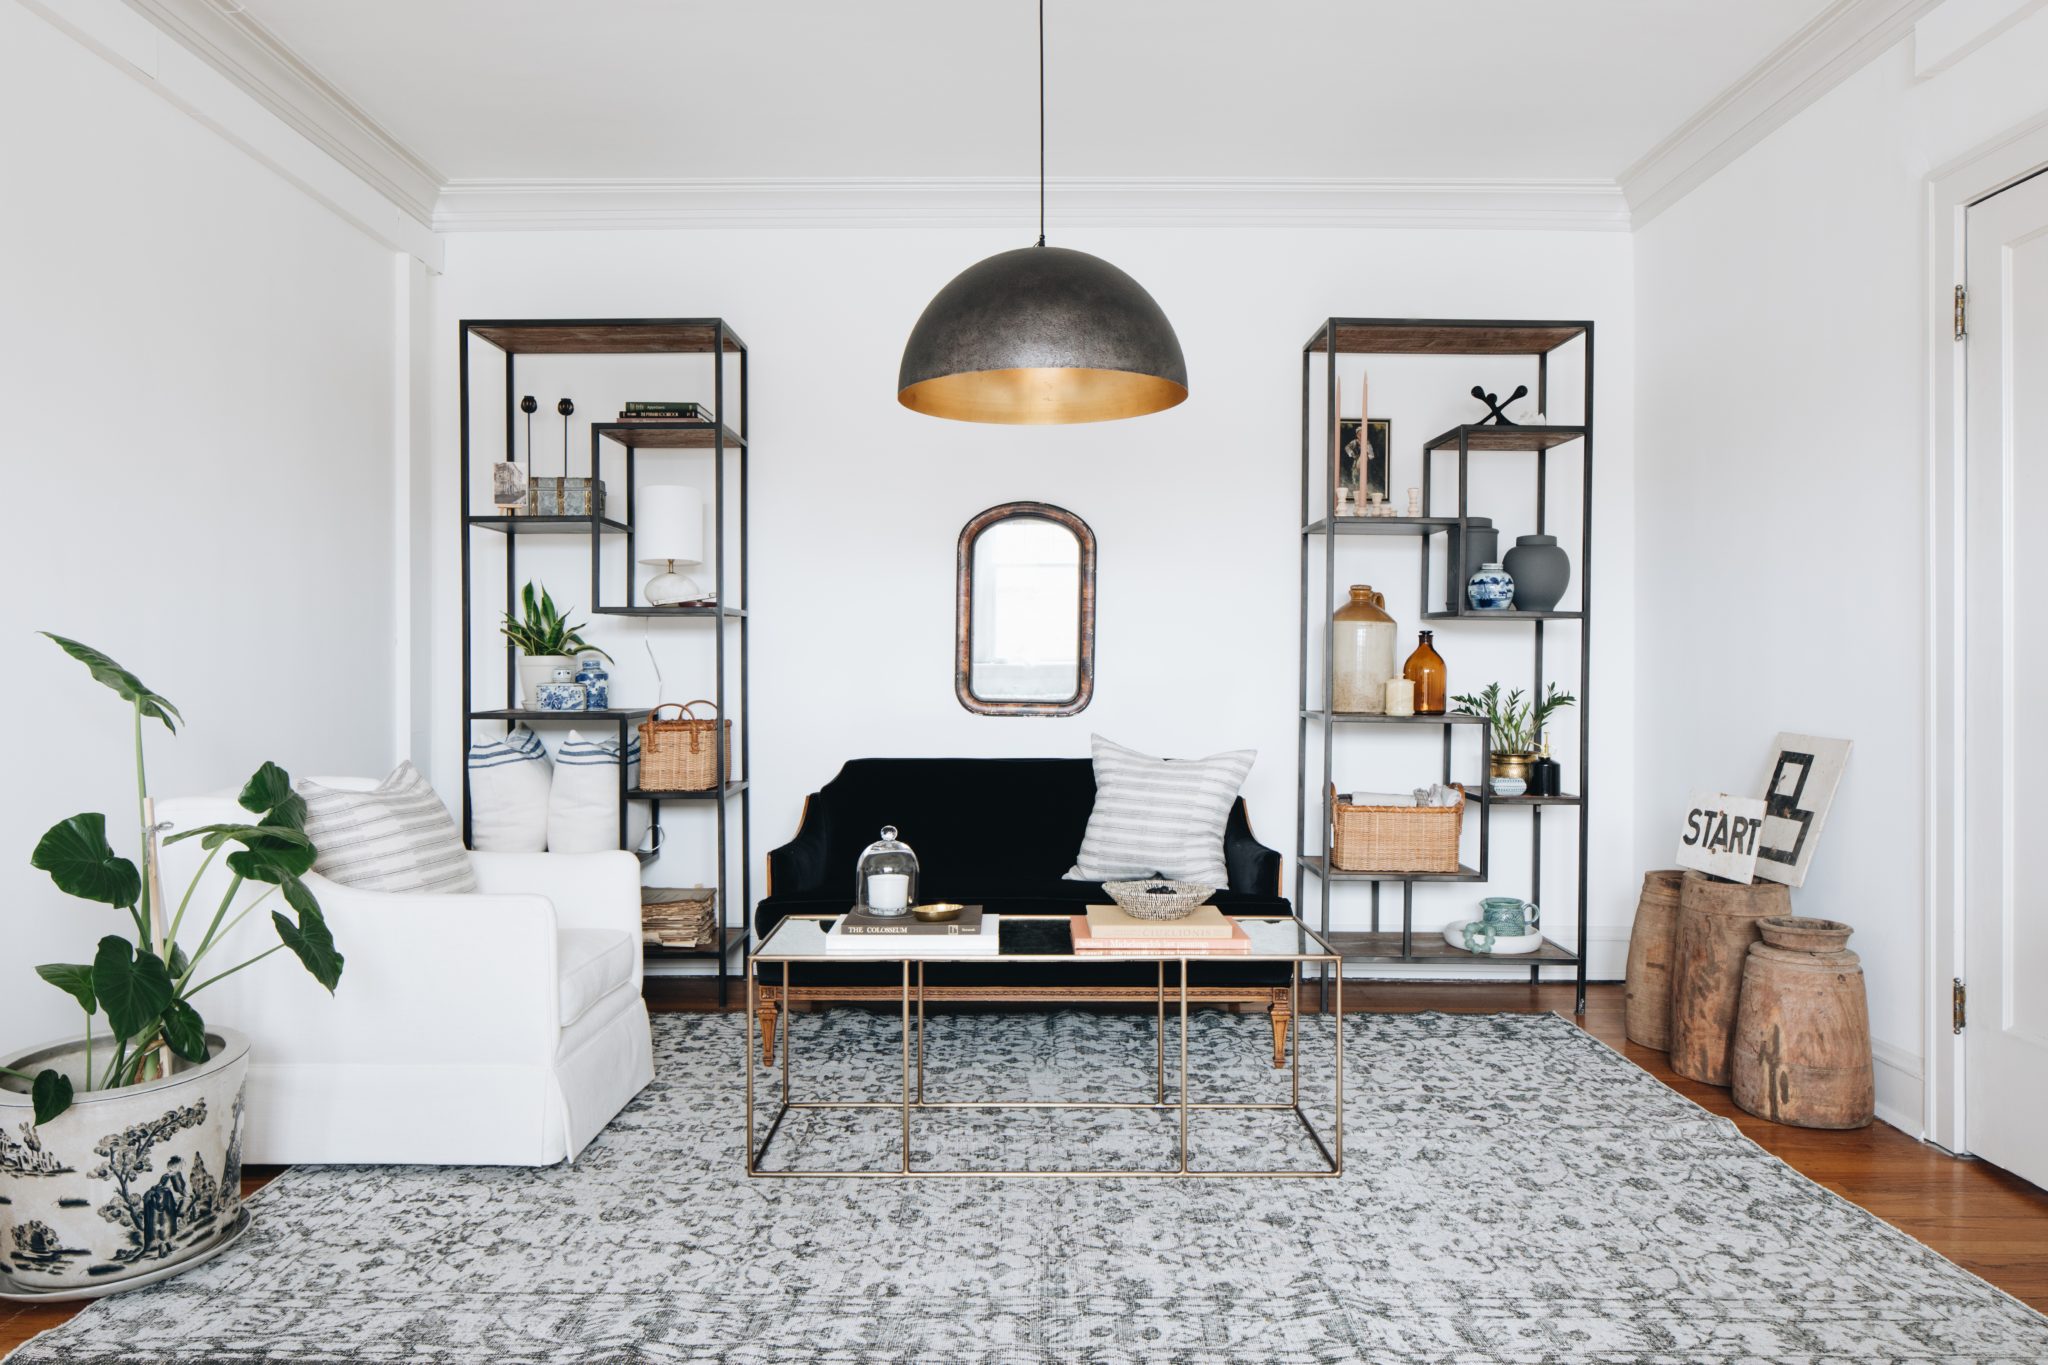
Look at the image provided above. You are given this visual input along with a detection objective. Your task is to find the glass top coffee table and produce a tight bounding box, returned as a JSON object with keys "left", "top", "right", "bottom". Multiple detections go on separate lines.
{"left": 746, "top": 914, "right": 1342, "bottom": 1178}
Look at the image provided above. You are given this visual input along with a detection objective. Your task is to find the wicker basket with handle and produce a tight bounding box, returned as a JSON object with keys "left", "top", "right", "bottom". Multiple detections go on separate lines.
{"left": 1330, "top": 784, "right": 1465, "bottom": 873}
{"left": 638, "top": 700, "right": 731, "bottom": 792}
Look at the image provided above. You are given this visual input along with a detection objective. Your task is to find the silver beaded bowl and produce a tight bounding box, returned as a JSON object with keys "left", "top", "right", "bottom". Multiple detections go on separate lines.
{"left": 1101, "top": 879, "right": 1218, "bottom": 921}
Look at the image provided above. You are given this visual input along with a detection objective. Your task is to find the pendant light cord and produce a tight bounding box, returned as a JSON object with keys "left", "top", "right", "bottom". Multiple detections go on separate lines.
{"left": 1037, "top": 0, "right": 1046, "bottom": 247}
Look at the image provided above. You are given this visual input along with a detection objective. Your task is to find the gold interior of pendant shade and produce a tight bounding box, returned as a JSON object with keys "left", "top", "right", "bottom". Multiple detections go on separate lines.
{"left": 898, "top": 367, "right": 1189, "bottom": 425}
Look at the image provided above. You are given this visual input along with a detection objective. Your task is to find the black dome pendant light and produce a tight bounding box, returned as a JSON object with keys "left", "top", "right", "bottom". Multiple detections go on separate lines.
{"left": 897, "top": 0, "right": 1187, "bottom": 424}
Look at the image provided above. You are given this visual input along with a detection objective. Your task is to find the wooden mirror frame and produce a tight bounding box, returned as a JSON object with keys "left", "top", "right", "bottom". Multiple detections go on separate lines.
{"left": 955, "top": 501, "right": 1096, "bottom": 716}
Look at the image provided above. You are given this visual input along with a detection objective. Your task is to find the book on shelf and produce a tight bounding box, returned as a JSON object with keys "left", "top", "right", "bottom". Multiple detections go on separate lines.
{"left": 1068, "top": 915, "right": 1250, "bottom": 953}
{"left": 825, "top": 915, "right": 1002, "bottom": 955}
{"left": 1083, "top": 904, "right": 1236, "bottom": 940}
{"left": 837, "top": 905, "right": 984, "bottom": 936}
{"left": 622, "top": 401, "right": 711, "bottom": 416}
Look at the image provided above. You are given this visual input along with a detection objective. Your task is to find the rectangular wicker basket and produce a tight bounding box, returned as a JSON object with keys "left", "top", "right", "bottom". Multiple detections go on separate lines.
{"left": 642, "top": 886, "right": 717, "bottom": 949}
{"left": 637, "top": 700, "right": 731, "bottom": 792}
{"left": 1330, "top": 784, "right": 1466, "bottom": 873}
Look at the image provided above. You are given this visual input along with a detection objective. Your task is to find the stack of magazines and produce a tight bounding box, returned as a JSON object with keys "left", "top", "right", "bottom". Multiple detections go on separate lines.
{"left": 824, "top": 905, "right": 1000, "bottom": 955}
{"left": 1069, "top": 905, "right": 1250, "bottom": 954}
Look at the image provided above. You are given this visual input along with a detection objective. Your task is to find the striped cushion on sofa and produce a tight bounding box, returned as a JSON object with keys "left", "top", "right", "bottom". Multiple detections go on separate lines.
{"left": 1066, "top": 735, "right": 1256, "bottom": 886}
{"left": 299, "top": 762, "right": 477, "bottom": 894}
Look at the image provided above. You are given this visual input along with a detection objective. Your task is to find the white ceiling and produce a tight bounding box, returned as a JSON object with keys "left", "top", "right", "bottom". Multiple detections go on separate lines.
{"left": 234, "top": 0, "right": 1834, "bottom": 184}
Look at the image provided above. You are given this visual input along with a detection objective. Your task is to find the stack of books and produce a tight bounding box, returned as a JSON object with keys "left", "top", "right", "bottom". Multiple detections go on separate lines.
{"left": 1069, "top": 905, "right": 1250, "bottom": 954}
{"left": 616, "top": 401, "right": 712, "bottom": 422}
{"left": 824, "top": 906, "right": 1000, "bottom": 955}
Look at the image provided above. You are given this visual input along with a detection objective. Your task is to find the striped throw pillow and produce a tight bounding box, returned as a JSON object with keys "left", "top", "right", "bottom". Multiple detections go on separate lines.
{"left": 299, "top": 762, "right": 477, "bottom": 894}
{"left": 1067, "top": 735, "right": 1256, "bottom": 886}
{"left": 466, "top": 725, "right": 551, "bottom": 852}
{"left": 548, "top": 730, "right": 645, "bottom": 853}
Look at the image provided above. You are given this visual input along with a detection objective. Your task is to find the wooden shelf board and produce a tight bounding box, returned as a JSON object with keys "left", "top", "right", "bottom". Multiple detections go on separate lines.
{"left": 627, "top": 781, "right": 748, "bottom": 802}
{"left": 468, "top": 514, "right": 628, "bottom": 535}
{"left": 593, "top": 604, "right": 744, "bottom": 618}
{"left": 468, "top": 319, "right": 742, "bottom": 354}
{"left": 1308, "top": 320, "right": 1588, "bottom": 356}
{"left": 1302, "top": 709, "right": 1483, "bottom": 726}
{"left": 1298, "top": 855, "right": 1483, "bottom": 883}
{"left": 596, "top": 421, "right": 745, "bottom": 449}
{"left": 1323, "top": 931, "right": 1580, "bottom": 965}
{"left": 1487, "top": 793, "right": 1582, "bottom": 808}
{"left": 1423, "top": 609, "right": 1584, "bottom": 622}
{"left": 1425, "top": 424, "right": 1586, "bottom": 452}
{"left": 1303, "top": 515, "right": 1488, "bottom": 536}
{"left": 469, "top": 708, "right": 652, "bottom": 722}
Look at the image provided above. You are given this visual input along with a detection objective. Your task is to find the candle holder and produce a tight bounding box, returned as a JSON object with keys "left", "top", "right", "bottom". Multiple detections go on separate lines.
{"left": 855, "top": 825, "right": 920, "bottom": 917}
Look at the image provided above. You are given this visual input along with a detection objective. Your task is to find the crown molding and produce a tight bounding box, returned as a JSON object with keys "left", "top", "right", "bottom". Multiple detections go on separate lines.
{"left": 118, "top": 0, "right": 442, "bottom": 226}
{"left": 432, "top": 176, "right": 1631, "bottom": 234}
{"left": 1621, "top": 0, "right": 1946, "bottom": 226}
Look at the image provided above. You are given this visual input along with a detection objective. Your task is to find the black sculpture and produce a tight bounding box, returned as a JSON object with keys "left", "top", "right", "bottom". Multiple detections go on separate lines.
{"left": 1471, "top": 383, "right": 1528, "bottom": 425}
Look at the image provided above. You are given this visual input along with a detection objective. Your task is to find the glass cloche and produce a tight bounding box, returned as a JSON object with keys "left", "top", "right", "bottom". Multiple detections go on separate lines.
{"left": 855, "top": 825, "right": 920, "bottom": 916}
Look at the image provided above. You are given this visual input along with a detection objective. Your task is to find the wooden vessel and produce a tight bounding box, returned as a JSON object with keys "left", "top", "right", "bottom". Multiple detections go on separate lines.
{"left": 1669, "top": 873, "right": 1791, "bottom": 1085}
{"left": 1732, "top": 918, "right": 1874, "bottom": 1129}
{"left": 1623, "top": 870, "right": 1685, "bottom": 1050}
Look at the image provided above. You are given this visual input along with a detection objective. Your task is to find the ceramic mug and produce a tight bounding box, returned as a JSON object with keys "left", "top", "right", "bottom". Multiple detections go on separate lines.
{"left": 1461, "top": 921, "right": 1496, "bottom": 953}
{"left": 1480, "top": 896, "right": 1539, "bottom": 937}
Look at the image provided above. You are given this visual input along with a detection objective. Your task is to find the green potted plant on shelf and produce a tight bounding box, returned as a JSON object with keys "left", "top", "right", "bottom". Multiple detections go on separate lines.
{"left": 1451, "top": 682, "right": 1576, "bottom": 789}
{"left": 502, "top": 581, "right": 611, "bottom": 710}
{"left": 0, "top": 635, "right": 343, "bottom": 1293}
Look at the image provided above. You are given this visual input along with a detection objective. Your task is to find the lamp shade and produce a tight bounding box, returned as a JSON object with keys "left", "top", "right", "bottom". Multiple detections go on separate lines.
{"left": 635, "top": 485, "right": 704, "bottom": 567}
{"left": 897, "top": 246, "right": 1188, "bottom": 424}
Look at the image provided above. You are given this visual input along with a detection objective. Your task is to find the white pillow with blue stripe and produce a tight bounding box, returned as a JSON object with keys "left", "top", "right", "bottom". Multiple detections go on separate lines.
{"left": 466, "top": 725, "right": 551, "bottom": 852}
{"left": 549, "top": 729, "right": 647, "bottom": 853}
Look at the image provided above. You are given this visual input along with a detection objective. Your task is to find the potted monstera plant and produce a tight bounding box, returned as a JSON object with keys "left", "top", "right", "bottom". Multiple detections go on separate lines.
{"left": 0, "top": 635, "right": 342, "bottom": 1294}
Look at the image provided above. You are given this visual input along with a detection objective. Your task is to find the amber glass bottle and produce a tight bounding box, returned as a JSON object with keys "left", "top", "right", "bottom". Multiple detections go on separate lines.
{"left": 1402, "top": 630, "right": 1447, "bottom": 714}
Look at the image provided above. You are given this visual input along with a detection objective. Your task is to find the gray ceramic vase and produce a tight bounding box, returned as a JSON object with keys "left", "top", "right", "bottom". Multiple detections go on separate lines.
{"left": 1504, "top": 534, "right": 1571, "bottom": 611}
{"left": 1442, "top": 519, "right": 1498, "bottom": 611}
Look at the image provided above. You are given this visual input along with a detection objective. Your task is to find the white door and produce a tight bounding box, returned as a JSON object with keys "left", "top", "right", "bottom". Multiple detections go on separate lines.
{"left": 1963, "top": 168, "right": 2048, "bottom": 1187}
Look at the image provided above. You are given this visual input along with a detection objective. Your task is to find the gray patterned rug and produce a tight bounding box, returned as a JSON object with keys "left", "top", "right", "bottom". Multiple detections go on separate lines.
{"left": 9, "top": 1011, "right": 2048, "bottom": 1364}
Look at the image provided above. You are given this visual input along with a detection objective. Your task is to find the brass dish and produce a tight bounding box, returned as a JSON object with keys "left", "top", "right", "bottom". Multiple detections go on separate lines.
{"left": 911, "top": 902, "right": 966, "bottom": 923}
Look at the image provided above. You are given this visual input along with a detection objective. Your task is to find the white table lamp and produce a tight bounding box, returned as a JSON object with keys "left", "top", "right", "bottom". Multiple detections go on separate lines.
{"left": 636, "top": 485, "right": 706, "bottom": 606}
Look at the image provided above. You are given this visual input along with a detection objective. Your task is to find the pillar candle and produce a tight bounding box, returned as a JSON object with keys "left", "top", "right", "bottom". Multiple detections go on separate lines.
{"left": 1385, "top": 678, "right": 1416, "bottom": 717}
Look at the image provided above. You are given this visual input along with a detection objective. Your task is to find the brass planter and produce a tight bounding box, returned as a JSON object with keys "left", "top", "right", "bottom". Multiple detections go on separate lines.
{"left": 1489, "top": 752, "right": 1535, "bottom": 784}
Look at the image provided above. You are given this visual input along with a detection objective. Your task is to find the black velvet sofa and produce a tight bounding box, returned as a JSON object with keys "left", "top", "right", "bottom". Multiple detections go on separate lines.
{"left": 753, "top": 757, "right": 1299, "bottom": 1064}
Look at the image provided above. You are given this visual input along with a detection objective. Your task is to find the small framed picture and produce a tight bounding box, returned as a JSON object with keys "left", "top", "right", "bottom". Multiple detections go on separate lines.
{"left": 1337, "top": 418, "right": 1391, "bottom": 506}
{"left": 492, "top": 462, "right": 528, "bottom": 513}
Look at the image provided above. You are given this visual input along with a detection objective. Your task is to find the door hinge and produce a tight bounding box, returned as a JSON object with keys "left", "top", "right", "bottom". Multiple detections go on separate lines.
{"left": 1953, "top": 977, "right": 1967, "bottom": 1033}
{"left": 1955, "top": 285, "right": 1967, "bottom": 340}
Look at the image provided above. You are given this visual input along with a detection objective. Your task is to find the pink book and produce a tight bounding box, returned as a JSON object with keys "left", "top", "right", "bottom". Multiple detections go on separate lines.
{"left": 1068, "top": 915, "right": 1252, "bottom": 953}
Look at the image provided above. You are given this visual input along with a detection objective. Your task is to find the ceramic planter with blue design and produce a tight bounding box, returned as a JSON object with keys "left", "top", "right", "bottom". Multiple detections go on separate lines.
{"left": 1, "top": 1029, "right": 248, "bottom": 1294}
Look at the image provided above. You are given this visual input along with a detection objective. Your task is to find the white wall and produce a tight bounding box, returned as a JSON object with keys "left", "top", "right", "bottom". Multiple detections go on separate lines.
{"left": 0, "top": 2, "right": 406, "bottom": 1046}
{"left": 431, "top": 224, "right": 1637, "bottom": 977}
{"left": 1633, "top": 4, "right": 2048, "bottom": 1133}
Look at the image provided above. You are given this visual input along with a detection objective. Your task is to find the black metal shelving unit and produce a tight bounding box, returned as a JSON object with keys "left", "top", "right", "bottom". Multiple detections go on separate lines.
{"left": 459, "top": 318, "right": 751, "bottom": 1005}
{"left": 1296, "top": 318, "right": 1593, "bottom": 1012}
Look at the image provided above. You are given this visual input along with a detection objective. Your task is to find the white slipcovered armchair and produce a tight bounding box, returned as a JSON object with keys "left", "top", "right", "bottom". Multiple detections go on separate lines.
{"left": 156, "top": 786, "right": 654, "bottom": 1166}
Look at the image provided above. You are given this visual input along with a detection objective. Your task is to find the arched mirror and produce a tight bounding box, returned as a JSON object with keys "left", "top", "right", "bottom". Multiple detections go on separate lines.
{"left": 956, "top": 502, "right": 1096, "bottom": 716}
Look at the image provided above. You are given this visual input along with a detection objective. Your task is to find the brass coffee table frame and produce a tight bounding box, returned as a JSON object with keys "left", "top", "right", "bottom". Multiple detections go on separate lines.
{"left": 745, "top": 914, "right": 1343, "bottom": 1178}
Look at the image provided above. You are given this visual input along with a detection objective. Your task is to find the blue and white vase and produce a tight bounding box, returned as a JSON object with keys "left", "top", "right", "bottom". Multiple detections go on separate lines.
{"left": 536, "top": 681, "right": 587, "bottom": 711}
{"left": 575, "top": 654, "right": 610, "bottom": 711}
{"left": 1467, "top": 562, "right": 1515, "bottom": 611}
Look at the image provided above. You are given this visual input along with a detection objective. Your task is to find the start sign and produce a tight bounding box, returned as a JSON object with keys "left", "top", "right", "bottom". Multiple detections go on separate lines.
{"left": 1676, "top": 790, "right": 1767, "bottom": 883}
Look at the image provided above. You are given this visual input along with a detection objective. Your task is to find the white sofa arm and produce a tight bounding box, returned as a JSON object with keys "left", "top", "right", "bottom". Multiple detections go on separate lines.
{"left": 193, "top": 873, "right": 563, "bottom": 1069}
{"left": 470, "top": 851, "right": 642, "bottom": 938}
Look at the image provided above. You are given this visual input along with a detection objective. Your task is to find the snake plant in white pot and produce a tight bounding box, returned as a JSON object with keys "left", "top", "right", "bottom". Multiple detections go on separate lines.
{"left": 0, "top": 635, "right": 343, "bottom": 1296}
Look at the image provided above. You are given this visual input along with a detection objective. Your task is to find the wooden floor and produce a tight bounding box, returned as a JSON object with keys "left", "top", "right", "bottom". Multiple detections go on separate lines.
{"left": 6, "top": 983, "right": 2044, "bottom": 1355}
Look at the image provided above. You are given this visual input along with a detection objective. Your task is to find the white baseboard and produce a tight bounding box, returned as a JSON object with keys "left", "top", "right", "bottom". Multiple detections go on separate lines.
{"left": 1871, "top": 1038, "right": 1925, "bottom": 1136}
